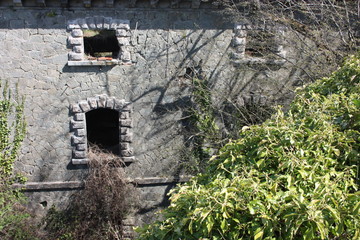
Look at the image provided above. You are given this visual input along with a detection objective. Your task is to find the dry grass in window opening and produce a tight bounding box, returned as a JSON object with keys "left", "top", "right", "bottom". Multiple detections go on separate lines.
{"left": 83, "top": 30, "right": 120, "bottom": 60}
{"left": 44, "top": 145, "right": 139, "bottom": 240}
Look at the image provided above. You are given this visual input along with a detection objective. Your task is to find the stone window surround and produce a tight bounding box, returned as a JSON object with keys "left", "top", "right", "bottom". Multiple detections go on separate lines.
{"left": 70, "top": 95, "right": 134, "bottom": 165}
{"left": 67, "top": 17, "right": 132, "bottom": 66}
{"left": 232, "top": 23, "right": 287, "bottom": 65}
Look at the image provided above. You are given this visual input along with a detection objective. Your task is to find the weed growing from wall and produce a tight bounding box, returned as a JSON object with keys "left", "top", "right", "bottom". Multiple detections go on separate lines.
{"left": 44, "top": 145, "right": 139, "bottom": 240}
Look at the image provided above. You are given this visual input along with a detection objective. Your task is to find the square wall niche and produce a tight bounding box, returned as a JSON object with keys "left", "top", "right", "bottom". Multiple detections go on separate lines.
{"left": 232, "top": 23, "right": 287, "bottom": 65}
{"left": 67, "top": 17, "right": 132, "bottom": 66}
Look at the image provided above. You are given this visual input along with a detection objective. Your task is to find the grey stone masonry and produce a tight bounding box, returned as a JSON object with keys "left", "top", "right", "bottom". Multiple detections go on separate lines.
{"left": 232, "top": 23, "right": 287, "bottom": 65}
{"left": 70, "top": 95, "right": 134, "bottom": 165}
{"left": 7, "top": 0, "right": 218, "bottom": 8}
{"left": 67, "top": 17, "right": 132, "bottom": 66}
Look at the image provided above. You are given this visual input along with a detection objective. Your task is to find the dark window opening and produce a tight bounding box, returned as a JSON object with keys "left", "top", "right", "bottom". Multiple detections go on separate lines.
{"left": 84, "top": 30, "right": 120, "bottom": 59}
{"left": 86, "top": 109, "right": 119, "bottom": 154}
{"left": 245, "top": 31, "right": 275, "bottom": 57}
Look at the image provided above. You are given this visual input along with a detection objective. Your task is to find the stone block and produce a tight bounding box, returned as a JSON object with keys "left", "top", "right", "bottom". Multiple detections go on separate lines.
{"left": 110, "top": 19, "right": 130, "bottom": 30}
{"left": 235, "top": 29, "right": 247, "bottom": 37}
{"left": 122, "top": 218, "right": 135, "bottom": 226}
{"left": 116, "top": 29, "right": 128, "bottom": 37}
{"left": 68, "top": 20, "right": 80, "bottom": 29}
{"left": 121, "top": 149, "right": 133, "bottom": 157}
{"left": 73, "top": 150, "right": 86, "bottom": 158}
{"left": 95, "top": 16, "right": 104, "bottom": 29}
{"left": 120, "top": 142, "right": 129, "bottom": 149}
{"left": 86, "top": 17, "right": 96, "bottom": 29}
{"left": 76, "top": 144, "right": 87, "bottom": 151}
{"left": 120, "top": 120, "right": 132, "bottom": 127}
{"left": 87, "top": 97, "right": 98, "bottom": 109}
{"left": 120, "top": 112, "right": 129, "bottom": 119}
{"left": 122, "top": 103, "right": 132, "bottom": 112}
{"left": 103, "top": 17, "right": 112, "bottom": 29}
{"left": 73, "top": 46, "right": 83, "bottom": 53}
{"left": 97, "top": 95, "right": 107, "bottom": 107}
{"left": 114, "top": 99, "right": 125, "bottom": 110}
{"left": 117, "top": 37, "right": 129, "bottom": 46}
{"left": 233, "top": 37, "right": 246, "bottom": 46}
{"left": 122, "top": 157, "right": 135, "bottom": 163}
{"left": 120, "top": 127, "right": 129, "bottom": 135}
{"left": 71, "top": 120, "right": 85, "bottom": 129}
{"left": 71, "top": 29, "right": 83, "bottom": 37}
{"left": 121, "top": 51, "right": 131, "bottom": 62}
{"left": 71, "top": 104, "right": 82, "bottom": 113}
{"left": 72, "top": 135, "right": 86, "bottom": 144}
{"left": 68, "top": 36, "right": 83, "bottom": 45}
{"left": 79, "top": 100, "right": 90, "bottom": 112}
{"left": 105, "top": 97, "right": 115, "bottom": 108}
{"left": 75, "top": 128, "right": 85, "bottom": 136}
{"left": 68, "top": 52, "right": 83, "bottom": 61}
{"left": 120, "top": 133, "right": 133, "bottom": 142}
{"left": 78, "top": 18, "right": 88, "bottom": 29}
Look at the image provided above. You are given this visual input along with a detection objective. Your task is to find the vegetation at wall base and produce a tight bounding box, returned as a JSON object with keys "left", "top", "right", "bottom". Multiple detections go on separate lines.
{"left": 0, "top": 81, "right": 34, "bottom": 239}
{"left": 136, "top": 54, "right": 360, "bottom": 240}
{"left": 43, "top": 145, "right": 139, "bottom": 240}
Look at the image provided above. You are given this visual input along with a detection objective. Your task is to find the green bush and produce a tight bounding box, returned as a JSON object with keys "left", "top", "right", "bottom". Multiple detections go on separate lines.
{"left": 0, "top": 81, "right": 29, "bottom": 239}
{"left": 136, "top": 54, "right": 360, "bottom": 240}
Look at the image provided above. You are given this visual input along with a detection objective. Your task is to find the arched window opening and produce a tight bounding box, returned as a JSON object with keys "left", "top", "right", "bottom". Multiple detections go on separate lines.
{"left": 86, "top": 108, "right": 119, "bottom": 154}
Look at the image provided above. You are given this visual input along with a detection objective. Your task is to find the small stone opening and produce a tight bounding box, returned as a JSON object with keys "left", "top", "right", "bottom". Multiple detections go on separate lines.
{"left": 40, "top": 201, "right": 48, "bottom": 208}
{"left": 84, "top": 30, "right": 120, "bottom": 59}
{"left": 86, "top": 108, "right": 119, "bottom": 154}
{"left": 245, "top": 31, "right": 276, "bottom": 57}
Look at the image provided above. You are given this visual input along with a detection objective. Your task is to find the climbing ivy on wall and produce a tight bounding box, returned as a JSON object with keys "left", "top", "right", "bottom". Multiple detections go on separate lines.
{"left": 0, "top": 81, "right": 29, "bottom": 239}
{"left": 0, "top": 81, "right": 26, "bottom": 182}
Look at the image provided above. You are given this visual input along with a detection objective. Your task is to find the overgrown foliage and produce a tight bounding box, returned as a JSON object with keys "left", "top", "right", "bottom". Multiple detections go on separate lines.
{"left": 0, "top": 81, "right": 26, "bottom": 182}
{"left": 44, "top": 146, "right": 138, "bottom": 240}
{"left": 136, "top": 55, "right": 360, "bottom": 239}
{"left": 182, "top": 69, "right": 273, "bottom": 173}
{"left": 0, "top": 81, "right": 30, "bottom": 239}
{"left": 218, "top": 0, "right": 360, "bottom": 81}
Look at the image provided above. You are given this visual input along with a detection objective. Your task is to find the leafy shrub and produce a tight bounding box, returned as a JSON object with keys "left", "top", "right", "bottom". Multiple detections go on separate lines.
{"left": 136, "top": 54, "right": 360, "bottom": 240}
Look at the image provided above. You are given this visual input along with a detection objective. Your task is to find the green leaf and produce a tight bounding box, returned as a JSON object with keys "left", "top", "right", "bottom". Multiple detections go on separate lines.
{"left": 254, "top": 229, "right": 264, "bottom": 240}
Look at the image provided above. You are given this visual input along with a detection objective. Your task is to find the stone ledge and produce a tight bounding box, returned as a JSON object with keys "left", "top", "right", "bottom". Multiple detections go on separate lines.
{"left": 68, "top": 60, "right": 122, "bottom": 66}
{"left": 12, "top": 176, "right": 192, "bottom": 190}
{"left": 72, "top": 156, "right": 136, "bottom": 165}
{"left": 232, "top": 58, "right": 286, "bottom": 66}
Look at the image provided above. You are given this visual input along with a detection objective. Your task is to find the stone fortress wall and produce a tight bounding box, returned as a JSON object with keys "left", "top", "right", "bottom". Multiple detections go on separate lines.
{"left": 0, "top": 0, "right": 303, "bottom": 227}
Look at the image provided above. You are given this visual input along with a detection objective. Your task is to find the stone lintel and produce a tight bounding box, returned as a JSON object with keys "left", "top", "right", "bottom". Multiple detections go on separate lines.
{"left": 68, "top": 60, "right": 120, "bottom": 66}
